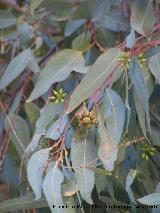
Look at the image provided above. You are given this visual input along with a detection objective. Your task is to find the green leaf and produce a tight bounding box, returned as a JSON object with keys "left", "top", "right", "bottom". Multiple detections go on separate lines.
{"left": 65, "top": 19, "right": 86, "bottom": 36}
{"left": 138, "top": 193, "right": 160, "bottom": 205}
{"left": 0, "top": 193, "right": 47, "bottom": 213}
{"left": 25, "top": 133, "right": 42, "bottom": 157}
{"left": 125, "top": 169, "right": 137, "bottom": 203}
{"left": 30, "top": 0, "right": 45, "bottom": 15}
{"left": 148, "top": 52, "right": 160, "bottom": 85}
{"left": 98, "top": 7, "right": 130, "bottom": 32}
{"left": 42, "top": 162, "right": 64, "bottom": 213}
{"left": 98, "top": 89, "right": 125, "bottom": 171}
{"left": 28, "top": 49, "right": 86, "bottom": 101}
{"left": 0, "top": 10, "right": 16, "bottom": 29}
{"left": 25, "top": 102, "right": 40, "bottom": 126}
{"left": 71, "top": 130, "right": 97, "bottom": 204}
{"left": 36, "top": 103, "right": 64, "bottom": 134}
{"left": 72, "top": 33, "right": 92, "bottom": 52}
{"left": 4, "top": 113, "right": 30, "bottom": 159}
{"left": 27, "top": 148, "right": 50, "bottom": 200}
{"left": 130, "top": 0, "right": 155, "bottom": 35}
{"left": 129, "top": 59, "right": 151, "bottom": 136}
{"left": 0, "top": 49, "right": 32, "bottom": 90}
{"left": 67, "top": 48, "right": 121, "bottom": 113}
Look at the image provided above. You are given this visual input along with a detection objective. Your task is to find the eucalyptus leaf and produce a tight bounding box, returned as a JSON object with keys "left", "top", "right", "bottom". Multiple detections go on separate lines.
{"left": 0, "top": 49, "right": 32, "bottom": 90}
{"left": 0, "top": 10, "right": 16, "bottom": 29}
{"left": 27, "top": 148, "right": 50, "bottom": 200}
{"left": 42, "top": 162, "right": 64, "bottom": 213}
{"left": 67, "top": 48, "right": 121, "bottom": 113}
{"left": 138, "top": 193, "right": 160, "bottom": 205}
{"left": 130, "top": 0, "right": 155, "bottom": 35}
{"left": 148, "top": 52, "right": 160, "bottom": 85}
{"left": 28, "top": 49, "right": 86, "bottom": 101}
{"left": 71, "top": 131, "right": 97, "bottom": 204}
{"left": 4, "top": 113, "right": 30, "bottom": 159}
{"left": 98, "top": 89, "right": 125, "bottom": 171}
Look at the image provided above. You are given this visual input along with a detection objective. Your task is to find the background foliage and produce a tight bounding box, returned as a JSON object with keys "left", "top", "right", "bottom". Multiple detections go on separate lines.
{"left": 1, "top": 0, "right": 160, "bottom": 212}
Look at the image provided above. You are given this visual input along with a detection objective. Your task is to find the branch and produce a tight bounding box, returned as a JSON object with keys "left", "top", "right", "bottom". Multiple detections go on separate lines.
{"left": 0, "top": 0, "right": 27, "bottom": 13}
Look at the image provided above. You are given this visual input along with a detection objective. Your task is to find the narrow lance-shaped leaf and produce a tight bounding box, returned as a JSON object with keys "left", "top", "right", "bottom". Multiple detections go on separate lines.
{"left": 98, "top": 89, "right": 125, "bottom": 171}
{"left": 67, "top": 48, "right": 121, "bottom": 113}
{"left": 71, "top": 130, "right": 97, "bottom": 204}
{"left": 28, "top": 49, "right": 86, "bottom": 102}
{"left": 0, "top": 49, "right": 32, "bottom": 90}
{"left": 4, "top": 113, "right": 30, "bottom": 159}
{"left": 129, "top": 59, "right": 151, "bottom": 136}
{"left": 138, "top": 193, "right": 160, "bottom": 205}
{"left": 148, "top": 52, "right": 160, "bottom": 85}
{"left": 130, "top": 0, "right": 155, "bottom": 35}
{"left": 0, "top": 10, "right": 16, "bottom": 29}
{"left": 27, "top": 148, "right": 50, "bottom": 200}
{"left": 42, "top": 162, "right": 64, "bottom": 213}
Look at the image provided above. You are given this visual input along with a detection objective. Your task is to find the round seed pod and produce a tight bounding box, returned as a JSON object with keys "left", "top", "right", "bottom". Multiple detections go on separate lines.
{"left": 91, "top": 118, "right": 97, "bottom": 124}
{"left": 82, "top": 110, "right": 90, "bottom": 117}
{"left": 83, "top": 117, "right": 91, "bottom": 124}
{"left": 89, "top": 111, "right": 96, "bottom": 119}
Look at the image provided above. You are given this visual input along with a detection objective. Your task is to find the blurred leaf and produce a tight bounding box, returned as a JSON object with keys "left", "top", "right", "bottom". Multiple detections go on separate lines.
{"left": 42, "top": 162, "right": 64, "bottom": 213}
{"left": 71, "top": 131, "right": 97, "bottom": 204}
{"left": 65, "top": 19, "right": 86, "bottom": 36}
{"left": 30, "top": 0, "right": 45, "bottom": 15}
{"left": 0, "top": 193, "right": 47, "bottom": 213}
{"left": 98, "top": 89, "right": 125, "bottom": 171}
{"left": 129, "top": 59, "right": 151, "bottom": 136}
{"left": 130, "top": 0, "right": 155, "bottom": 35}
{"left": 25, "top": 102, "right": 40, "bottom": 126}
{"left": 36, "top": 103, "right": 63, "bottom": 134}
{"left": 138, "top": 193, "right": 160, "bottom": 205}
{"left": 67, "top": 48, "right": 121, "bottom": 113}
{"left": 27, "top": 148, "right": 50, "bottom": 200}
{"left": 4, "top": 113, "right": 30, "bottom": 159}
{"left": 125, "top": 28, "right": 136, "bottom": 49}
{"left": 149, "top": 52, "right": 160, "bottom": 85}
{"left": 0, "top": 10, "right": 16, "bottom": 29}
{"left": 125, "top": 169, "right": 137, "bottom": 203}
{"left": 0, "top": 49, "right": 32, "bottom": 90}
{"left": 45, "top": 115, "right": 68, "bottom": 140}
{"left": 98, "top": 6, "right": 130, "bottom": 32}
{"left": 72, "top": 33, "right": 92, "bottom": 52}
{"left": 28, "top": 49, "right": 86, "bottom": 101}
{"left": 25, "top": 133, "right": 42, "bottom": 157}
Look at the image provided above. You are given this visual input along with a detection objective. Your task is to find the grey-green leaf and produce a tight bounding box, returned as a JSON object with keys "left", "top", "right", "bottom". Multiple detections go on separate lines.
{"left": 42, "top": 163, "right": 64, "bottom": 213}
{"left": 0, "top": 49, "right": 32, "bottom": 90}
{"left": 27, "top": 148, "right": 50, "bottom": 200}
{"left": 36, "top": 103, "right": 63, "bottom": 134}
{"left": 138, "top": 193, "right": 160, "bottom": 205}
{"left": 28, "top": 49, "right": 86, "bottom": 101}
{"left": 71, "top": 133, "right": 97, "bottom": 204}
{"left": 4, "top": 113, "right": 30, "bottom": 159}
{"left": 148, "top": 52, "right": 160, "bottom": 85}
{"left": 30, "top": 0, "right": 45, "bottom": 15}
{"left": 0, "top": 10, "right": 16, "bottom": 29}
{"left": 67, "top": 48, "right": 121, "bottom": 113}
{"left": 98, "top": 89, "right": 125, "bottom": 171}
{"left": 0, "top": 193, "right": 47, "bottom": 213}
{"left": 130, "top": 0, "right": 155, "bottom": 35}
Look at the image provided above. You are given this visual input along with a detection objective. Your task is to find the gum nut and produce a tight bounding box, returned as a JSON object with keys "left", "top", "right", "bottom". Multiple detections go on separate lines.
{"left": 55, "top": 99, "right": 60, "bottom": 103}
{"left": 83, "top": 117, "right": 91, "bottom": 124}
{"left": 82, "top": 110, "right": 89, "bottom": 117}
{"left": 90, "top": 111, "right": 96, "bottom": 119}
{"left": 86, "top": 124, "right": 92, "bottom": 129}
{"left": 49, "top": 96, "right": 56, "bottom": 100}
{"left": 91, "top": 118, "right": 97, "bottom": 124}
